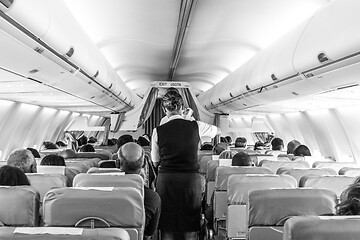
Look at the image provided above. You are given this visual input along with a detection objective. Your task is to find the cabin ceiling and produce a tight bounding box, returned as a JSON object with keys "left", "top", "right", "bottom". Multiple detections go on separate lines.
{"left": 63, "top": 0, "right": 329, "bottom": 97}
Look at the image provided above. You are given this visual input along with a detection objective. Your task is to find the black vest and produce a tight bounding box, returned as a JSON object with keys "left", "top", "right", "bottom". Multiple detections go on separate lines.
{"left": 157, "top": 118, "right": 200, "bottom": 173}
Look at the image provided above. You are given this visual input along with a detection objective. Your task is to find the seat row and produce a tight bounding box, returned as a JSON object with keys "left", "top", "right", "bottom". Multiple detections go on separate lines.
{"left": 0, "top": 174, "right": 144, "bottom": 240}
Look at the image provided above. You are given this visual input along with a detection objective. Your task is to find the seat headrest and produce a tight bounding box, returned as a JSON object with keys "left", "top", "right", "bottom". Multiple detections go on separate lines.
{"left": 215, "top": 166, "right": 273, "bottom": 190}
{"left": 43, "top": 187, "right": 144, "bottom": 228}
{"left": 277, "top": 168, "right": 337, "bottom": 182}
{"left": 259, "top": 160, "right": 310, "bottom": 173}
{"left": 87, "top": 167, "right": 123, "bottom": 174}
{"left": 36, "top": 166, "right": 66, "bottom": 175}
{"left": 248, "top": 188, "right": 337, "bottom": 227}
{"left": 228, "top": 174, "right": 297, "bottom": 204}
{"left": 73, "top": 173, "right": 143, "bottom": 194}
{"left": 26, "top": 174, "right": 68, "bottom": 201}
{"left": 299, "top": 175, "right": 355, "bottom": 197}
{"left": 284, "top": 216, "right": 360, "bottom": 240}
{"left": 0, "top": 186, "right": 40, "bottom": 227}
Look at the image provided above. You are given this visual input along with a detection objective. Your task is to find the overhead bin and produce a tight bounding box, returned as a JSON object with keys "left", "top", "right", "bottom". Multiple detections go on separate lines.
{"left": 0, "top": 0, "right": 140, "bottom": 110}
{"left": 199, "top": 0, "right": 360, "bottom": 114}
{"left": 198, "top": 20, "right": 309, "bottom": 111}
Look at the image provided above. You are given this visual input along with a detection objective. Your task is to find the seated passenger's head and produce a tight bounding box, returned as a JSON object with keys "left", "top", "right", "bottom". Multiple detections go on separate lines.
{"left": 232, "top": 152, "right": 253, "bottom": 166}
{"left": 293, "top": 144, "right": 311, "bottom": 157}
{"left": 0, "top": 165, "right": 30, "bottom": 186}
{"left": 42, "top": 141, "right": 58, "bottom": 150}
{"left": 219, "top": 150, "right": 238, "bottom": 159}
{"left": 26, "top": 147, "right": 40, "bottom": 159}
{"left": 336, "top": 183, "right": 360, "bottom": 215}
{"left": 137, "top": 136, "right": 150, "bottom": 147}
{"left": 116, "top": 134, "right": 134, "bottom": 150}
{"left": 271, "top": 137, "right": 284, "bottom": 151}
{"left": 7, "top": 149, "right": 36, "bottom": 173}
{"left": 235, "top": 137, "right": 247, "bottom": 148}
{"left": 58, "top": 149, "right": 77, "bottom": 159}
{"left": 79, "top": 144, "right": 95, "bottom": 152}
{"left": 200, "top": 142, "right": 213, "bottom": 151}
{"left": 213, "top": 142, "right": 228, "bottom": 155}
{"left": 225, "top": 136, "right": 232, "bottom": 144}
{"left": 117, "top": 142, "right": 144, "bottom": 174}
{"left": 88, "top": 136, "right": 97, "bottom": 143}
{"left": 40, "top": 154, "right": 66, "bottom": 166}
{"left": 287, "top": 140, "right": 301, "bottom": 154}
{"left": 162, "top": 91, "right": 184, "bottom": 115}
{"left": 78, "top": 135, "right": 88, "bottom": 146}
{"left": 254, "top": 141, "right": 265, "bottom": 150}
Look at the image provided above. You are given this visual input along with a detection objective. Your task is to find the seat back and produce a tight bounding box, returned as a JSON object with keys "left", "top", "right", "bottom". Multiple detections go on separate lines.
{"left": 250, "top": 154, "right": 275, "bottom": 166}
{"left": 228, "top": 174, "right": 297, "bottom": 205}
{"left": 199, "top": 155, "right": 212, "bottom": 175}
{"left": 0, "top": 227, "right": 130, "bottom": 240}
{"left": 299, "top": 175, "right": 355, "bottom": 198}
{"left": 215, "top": 166, "right": 273, "bottom": 191}
{"left": 313, "top": 161, "right": 359, "bottom": 173}
{"left": 248, "top": 188, "right": 336, "bottom": 227}
{"left": 338, "top": 167, "right": 360, "bottom": 177}
{"left": 206, "top": 160, "right": 219, "bottom": 182}
{"left": 26, "top": 173, "right": 67, "bottom": 202}
{"left": 259, "top": 160, "right": 310, "bottom": 174}
{"left": 277, "top": 168, "right": 337, "bottom": 184}
{"left": 36, "top": 166, "right": 66, "bottom": 175}
{"left": 0, "top": 186, "right": 40, "bottom": 227}
{"left": 73, "top": 173, "right": 143, "bottom": 195}
{"left": 226, "top": 174, "right": 296, "bottom": 239}
{"left": 86, "top": 167, "right": 123, "bottom": 174}
{"left": 43, "top": 187, "right": 144, "bottom": 240}
{"left": 283, "top": 216, "right": 360, "bottom": 240}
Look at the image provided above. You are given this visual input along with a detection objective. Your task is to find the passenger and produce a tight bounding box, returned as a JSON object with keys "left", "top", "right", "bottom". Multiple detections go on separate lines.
{"left": 77, "top": 135, "right": 88, "bottom": 146}
{"left": 88, "top": 136, "right": 97, "bottom": 143}
{"left": 234, "top": 137, "right": 247, "bottom": 148}
{"left": 225, "top": 136, "right": 232, "bottom": 145}
{"left": 42, "top": 141, "right": 58, "bottom": 150}
{"left": 79, "top": 144, "right": 95, "bottom": 152}
{"left": 293, "top": 144, "right": 311, "bottom": 157}
{"left": 40, "top": 155, "right": 66, "bottom": 166}
{"left": 55, "top": 141, "right": 67, "bottom": 148}
{"left": 265, "top": 137, "right": 284, "bottom": 156}
{"left": 40, "top": 154, "right": 77, "bottom": 186}
{"left": 151, "top": 91, "right": 219, "bottom": 240}
{"left": 118, "top": 142, "right": 161, "bottom": 239}
{"left": 26, "top": 147, "right": 41, "bottom": 159}
{"left": 287, "top": 140, "right": 301, "bottom": 154}
{"left": 0, "top": 165, "right": 30, "bottom": 186}
{"left": 112, "top": 134, "right": 134, "bottom": 160}
{"left": 137, "top": 136, "right": 150, "bottom": 147}
{"left": 336, "top": 183, "right": 360, "bottom": 215}
{"left": 213, "top": 142, "right": 228, "bottom": 155}
{"left": 218, "top": 150, "right": 237, "bottom": 159}
{"left": 254, "top": 141, "right": 265, "bottom": 151}
{"left": 6, "top": 149, "right": 37, "bottom": 173}
{"left": 200, "top": 142, "right": 213, "bottom": 151}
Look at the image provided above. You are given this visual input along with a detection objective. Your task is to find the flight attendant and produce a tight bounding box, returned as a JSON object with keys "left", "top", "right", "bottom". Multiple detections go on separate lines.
{"left": 151, "top": 91, "right": 219, "bottom": 240}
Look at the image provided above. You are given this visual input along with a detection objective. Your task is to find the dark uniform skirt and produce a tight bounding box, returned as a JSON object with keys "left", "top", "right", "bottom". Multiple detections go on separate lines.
{"left": 156, "top": 172, "right": 202, "bottom": 232}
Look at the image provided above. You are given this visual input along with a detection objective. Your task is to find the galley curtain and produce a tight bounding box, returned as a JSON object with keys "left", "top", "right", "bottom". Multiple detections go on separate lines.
{"left": 145, "top": 98, "right": 164, "bottom": 137}
{"left": 182, "top": 88, "right": 200, "bottom": 120}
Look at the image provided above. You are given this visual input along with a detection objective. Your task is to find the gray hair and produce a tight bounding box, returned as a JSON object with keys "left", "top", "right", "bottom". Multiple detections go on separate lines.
{"left": 7, "top": 149, "right": 36, "bottom": 173}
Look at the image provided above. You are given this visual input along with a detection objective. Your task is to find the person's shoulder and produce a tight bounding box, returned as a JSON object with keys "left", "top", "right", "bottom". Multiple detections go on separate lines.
{"left": 144, "top": 187, "right": 161, "bottom": 201}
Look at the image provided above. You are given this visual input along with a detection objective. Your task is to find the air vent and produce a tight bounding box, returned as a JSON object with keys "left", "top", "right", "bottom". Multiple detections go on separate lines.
{"left": 318, "top": 52, "right": 331, "bottom": 63}
{"left": 34, "top": 47, "right": 44, "bottom": 54}
{"left": 271, "top": 74, "right": 277, "bottom": 81}
{"left": 0, "top": 0, "right": 13, "bottom": 8}
{"left": 65, "top": 47, "right": 74, "bottom": 57}
{"left": 29, "top": 69, "right": 39, "bottom": 74}
{"left": 291, "top": 92, "right": 299, "bottom": 96}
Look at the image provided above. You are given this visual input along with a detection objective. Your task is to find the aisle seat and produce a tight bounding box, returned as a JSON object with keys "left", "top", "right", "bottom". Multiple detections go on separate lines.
{"left": 277, "top": 167, "right": 337, "bottom": 184}
{"left": 43, "top": 187, "right": 144, "bottom": 240}
{"left": 248, "top": 188, "right": 337, "bottom": 240}
{"left": 0, "top": 186, "right": 40, "bottom": 227}
{"left": 283, "top": 216, "right": 360, "bottom": 240}
{"left": 299, "top": 175, "right": 355, "bottom": 199}
{"left": 226, "top": 174, "right": 296, "bottom": 239}
{"left": 213, "top": 166, "right": 272, "bottom": 232}
{"left": 259, "top": 160, "right": 310, "bottom": 174}
{"left": 0, "top": 227, "right": 130, "bottom": 240}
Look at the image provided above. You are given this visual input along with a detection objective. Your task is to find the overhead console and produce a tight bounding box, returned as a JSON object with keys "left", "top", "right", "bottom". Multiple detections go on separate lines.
{"left": 0, "top": 0, "right": 140, "bottom": 112}
{"left": 199, "top": 0, "right": 360, "bottom": 113}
